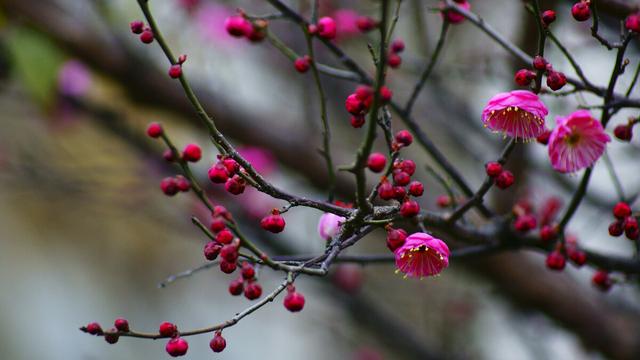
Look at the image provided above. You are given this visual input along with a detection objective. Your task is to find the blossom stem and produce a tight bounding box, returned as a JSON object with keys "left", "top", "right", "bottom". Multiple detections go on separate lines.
{"left": 558, "top": 167, "right": 593, "bottom": 231}
{"left": 602, "top": 151, "right": 626, "bottom": 202}
{"left": 625, "top": 61, "right": 640, "bottom": 97}
{"left": 547, "top": 31, "right": 596, "bottom": 90}
{"left": 529, "top": 0, "right": 547, "bottom": 94}
{"left": 589, "top": 1, "right": 625, "bottom": 50}
{"left": 92, "top": 275, "right": 291, "bottom": 340}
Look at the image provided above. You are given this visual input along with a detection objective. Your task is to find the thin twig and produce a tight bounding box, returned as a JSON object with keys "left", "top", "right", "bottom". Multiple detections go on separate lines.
{"left": 602, "top": 151, "right": 626, "bottom": 202}
{"left": 95, "top": 275, "right": 291, "bottom": 339}
{"left": 404, "top": 20, "right": 449, "bottom": 114}
{"left": 304, "top": 26, "right": 336, "bottom": 202}
{"left": 158, "top": 261, "right": 218, "bottom": 288}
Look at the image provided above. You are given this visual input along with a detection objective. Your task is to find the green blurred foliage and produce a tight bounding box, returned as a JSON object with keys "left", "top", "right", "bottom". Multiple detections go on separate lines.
{"left": 6, "top": 26, "right": 65, "bottom": 109}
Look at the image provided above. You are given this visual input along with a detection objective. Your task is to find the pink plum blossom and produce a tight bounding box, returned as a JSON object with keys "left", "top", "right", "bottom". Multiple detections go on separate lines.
{"left": 317, "top": 213, "right": 345, "bottom": 240}
{"left": 548, "top": 110, "right": 610, "bottom": 173}
{"left": 481, "top": 90, "right": 548, "bottom": 140}
{"left": 394, "top": 232, "right": 450, "bottom": 278}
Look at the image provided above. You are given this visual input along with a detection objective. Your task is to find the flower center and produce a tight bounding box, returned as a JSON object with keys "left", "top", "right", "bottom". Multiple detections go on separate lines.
{"left": 565, "top": 132, "right": 581, "bottom": 146}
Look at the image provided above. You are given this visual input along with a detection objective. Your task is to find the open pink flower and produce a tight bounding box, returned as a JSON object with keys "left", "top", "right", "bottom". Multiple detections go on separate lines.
{"left": 481, "top": 90, "right": 548, "bottom": 140}
{"left": 548, "top": 110, "right": 611, "bottom": 173}
{"left": 317, "top": 213, "right": 345, "bottom": 240}
{"left": 394, "top": 232, "right": 450, "bottom": 278}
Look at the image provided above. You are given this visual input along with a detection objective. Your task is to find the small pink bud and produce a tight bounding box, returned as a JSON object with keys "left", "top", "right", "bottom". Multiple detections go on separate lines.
{"left": 225, "top": 16, "right": 252, "bottom": 37}
{"left": 317, "top": 17, "right": 337, "bottom": 39}
{"left": 146, "top": 122, "right": 163, "bottom": 138}
{"left": 571, "top": 2, "right": 591, "bottom": 22}
{"left": 159, "top": 322, "right": 177, "bottom": 337}
{"left": 182, "top": 143, "right": 201, "bottom": 162}
{"left": 391, "top": 39, "right": 405, "bottom": 53}
{"left": 400, "top": 200, "right": 420, "bottom": 217}
{"left": 356, "top": 16, "right": 377, "bottom": 32}
{"left": 625, "top": 13, "right": 640, "bottom": 33}
{"left": 592, "top": 270, "right": 613, "bottom": 291}
{"left": 283, "top": 287, "right": 306, "bottom": 312}
{"left": 542, "top": 10, "right": 556, "bottom": 26}
{"left": 514, "top": 69, "right": 535, "bottom": 86}
{"left": 244, "top": 281, "right": 262, "bottom": 300}
{"left": 395, "top": 130, "right": 413, "bottom": 147}
{"left": 546, "top": 71, "right": 567, "bottom": 91}
{"left": 114, "top": 318, "right": 129, "bottom": 332}
{"left": 260, "top": 210, "right": 285, "bottom": 233}
{"left": 130, "top": 20, "right": 144, "bottom": 34}
{"left": 367, "top": 153, "right": 387, "bottom": 173}
{"left": 165, "top": 337, "right": 188, "bottom": 357}
{"left": 168, "top": 64, "right": 182, "bottom": 79}
{"left": 545, "top": 250, "right": 566, "bottom": 271}
{"left": 485, "top": 162, "right": 503, "bottom": 178}
{"left": 532, "top": 56, "right": 547, "bottom": 70}
{"left": 495, "top": 170, "right": 514, "bottom": 189}
{"left": 408, "top": 181, "right": 424, "bottom": 197}
{"left": 294, "top": 56, "right": 311, "bottom": 73}
{"left": 210, "top": 332, "right": 227, "bottom": 353}
{"left": 160, "top": 177, "right": 179, "bottom": 196}
{"left": 140, "top": 29, "right": 154, "bottom": 43}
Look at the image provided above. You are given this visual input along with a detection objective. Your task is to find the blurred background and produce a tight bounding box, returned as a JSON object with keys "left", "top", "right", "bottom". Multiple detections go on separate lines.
{"left": 0, "top": 0, "right": 639, "bottom": 359}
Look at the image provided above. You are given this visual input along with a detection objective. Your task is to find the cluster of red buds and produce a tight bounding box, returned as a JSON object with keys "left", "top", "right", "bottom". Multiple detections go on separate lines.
{"left": 514, "top": 55, "right": 567, "bottom": 91}
{"left": 208, "top": 155, "right": 245, "bottom": 195}
{"left": 545, "top": 235, "right": 587, "bottom": 271}
{"left": 228, "top": 262, "right": 262, "bottom": 300}
{"left": 81, "top": 317, "right": 228, "bottom": 357}
{"left": 485, "top": 161, "right": 515, "bottom": 190}
{"left": 388, "top": 39, "right": 405, "bottom": 69}
{"left": 608, "top": 202, "right": 639, "bottom": 240}
{"left": 130, "top": 20, "right": 154, "bottom": 44}
{"left": 345, "top": 85, "right": 393, "bottom": 128}
{"left": 374, "top": 133, "right": 426, "bottom": 218}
